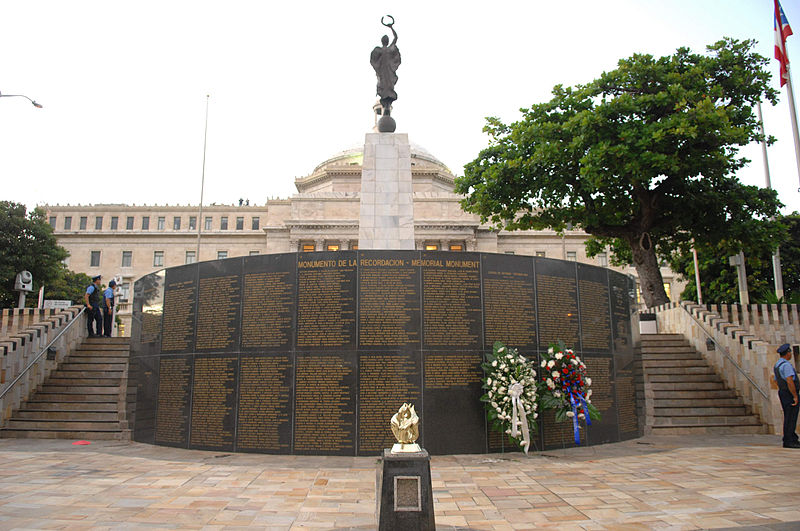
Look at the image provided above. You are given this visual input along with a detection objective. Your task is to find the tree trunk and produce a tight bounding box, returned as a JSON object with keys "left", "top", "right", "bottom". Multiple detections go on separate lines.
{"left": 629, "top": 232, "right": 670, "bottom": 308}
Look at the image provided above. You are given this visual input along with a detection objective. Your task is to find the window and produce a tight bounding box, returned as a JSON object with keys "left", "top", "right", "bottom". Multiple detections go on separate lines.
{"left": 153, "top": 251, "right": 164, "bottom": 267}
{"left": 141, "top": 216, "right": 149, "bottom": 230}
{"left": 251, "top": 217, "right": 260, "bottom": 230}
{"left": 121, "top": 251, "right": 132, "bottom": 267}
{"left": 157, "top": 216, "right": 165, "bottom": 230}
{"left": 217, "top": 250, "right": 228, "bottom": 260}
{"left": 235, "top": 216, "right": 244, "bottom": 230}
{"left": 249, "top": 250, "right": 260, "bottom": 256}
{"left": 301, "top": 242, "right": 315, "bottom": 252}
{"left": 566, "top": 251, "right": 577, "bottom": 261}
{"left": 90, "top": 250, "right": 101, "bottom": 267}
{"left": 351, "top": 243, "right": 358, "bottom": 250}
{"left": 326, "top": 244, "right": 340, "bottom": 251}
{"left": 126, "top": 216, "right": 134, "bottom": 230}
{"left": 220, "top": 216, "right": 228, "bottom": 230}
{"left": 110, "top": 216, "right": 119, "bottom": 230}
{"left": 79, "top": 216, "right": 87, "bottom": 230}
{"left": 185, "top": 251, "right": 196, "bottom": 264}
{"left": 49, "top": 216, "right": 56, "bottom": 228}
{"left": 64, "top": 216, "right": 72, "bottom": 230}
{"left": 504, "top": 251, "right": 516, "bottom": 255}
{"left": 535, "top": 251, "right": 546, "bottom": 257}
{"left": 204, "top": 216, "right": 212, "bottom": 230}
{"left": 425, "top": 243, "right": 439, "bottom": 251}
{"left": 189, "top": 216, "right": 196, "bottom": 230}
{"left": 119, "top": 283, "right": 130, "bottom": 302}
{"left": 449, "top": 243, "right": 464, "bottom": 252}
{"left": 597, "top": 252, "right": 608, "bottom": 267}
{"left": 95, "top": 216, "right": 103, "bottom": 230}
{"left": 173, "top": 216, "right": 181, "bottom": 230}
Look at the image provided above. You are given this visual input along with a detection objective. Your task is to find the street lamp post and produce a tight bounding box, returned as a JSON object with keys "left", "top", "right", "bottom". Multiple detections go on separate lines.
{"left": 0, "top": 92, "right": 43, "bottom": 108}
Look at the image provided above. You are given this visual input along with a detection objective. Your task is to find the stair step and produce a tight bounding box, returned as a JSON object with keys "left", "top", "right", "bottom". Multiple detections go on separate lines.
{"left": 0, "top": 428, "right": 124, "bottom": 440}
{"left": 46, "top": 377, "right": 123, "bottom": 386}
{"left": 649, "top": 374, "right": 721, "bottom": 383}
{"left": 51, "top": 370, "right": 124, "bottom": 379}
{"left": 641, "top": 353, "right": 704, "bottom": 361}
{"left": 40, "top": 385, "right": 119, "bottom": 394}
{"left": 652, "top": 415, "right": 762, "bottom": 427}
{"left": 6, "top": 419, "right": 122, "bottom": 430}
{"left": 641, "top": 345, "right": 694, "bottom": 353}
{"left": 14, "top": 410, "right": 119, "bottom": 421}
{"left": 644, "top": 366, "right": 716, "bottom": 375}
{"left": 60, "top": 363, "right": 126, "bottom": 371}
{"left": 654, "top": 406, "right": 747, "bottom": 416}
{"left": 655, "top": 398, "right": 745, "bottom": 408}
{"left": 643, "top": 360, "right": 711, "bottom": 368}
{"left": 21, "top": 401, "right": 118, "bottom": 412}
{"left": 28, "top": 393, "right": 117, "bottom": 403}
{"left": 650, "top": 382, "right": 726, "bottom": 391}
{"left": 641, "top": 334, "right": 685, "bottom": 341}
{"left": 650, "top": 425, "right": 767, "bottom": 435}
{"left": 67, "top": 356, "right": 128, "bottom": 364}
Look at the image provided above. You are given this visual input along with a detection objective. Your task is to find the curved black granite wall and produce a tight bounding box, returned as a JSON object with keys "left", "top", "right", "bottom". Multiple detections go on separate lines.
{"left": 128, "top": 251, "right": 642, "bottom": 455}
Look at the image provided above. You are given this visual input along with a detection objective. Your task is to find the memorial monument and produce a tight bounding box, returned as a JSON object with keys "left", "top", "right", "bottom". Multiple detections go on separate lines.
{"left": 126, "top": 16, "right": 643, "bottom": 457}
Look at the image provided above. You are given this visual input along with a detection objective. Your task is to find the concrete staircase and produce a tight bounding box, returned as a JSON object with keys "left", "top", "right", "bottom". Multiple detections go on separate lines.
{"left": 642, "top": 333, "right": 766, "bottom": 435}
{"left": 0, "top": 337, "right": 130, "bottom": 440}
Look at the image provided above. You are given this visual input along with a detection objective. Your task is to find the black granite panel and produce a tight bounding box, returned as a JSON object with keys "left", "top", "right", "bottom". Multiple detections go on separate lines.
{"left": 481, "top": 254, "right": 536, "bottom": 351}
{"left": 195, "top": 259, "right": 243, "bottom": 353}
{"left": 581, "top": 353, "right": 619, "bottom": 445}
{"left": 541, "top": 408, "right": 587, "bottom": 450}
{"left": 422, "top": 352, "right": 485, "bottom": 455}
{"left": 293, "top": 351, "right": 357, "bottom": 455}
{"left": 534, "top": 258, "right": 580, "bottom": 350}
{"left": 296, "top": 252, "right": 357, "bottom": 350}
{"left": 161, "top": 265, "right": 198, "bottom": 354}
{"left": 154, "top": 354, "right": 192, "bottom": 448}
{"left": 420, "top": 252, "right": 482, "bottom": 350}
{"left": 132, "top": 270, "right": 165, "bottom": 354}
{"left": 241, "top": 254, "right": 296, "bottom": 352}
{"left": 130, "top": 355, "right": 159, "bottom": 444}
{"left": 189, "top": 354, "right": 238, "bottom": 451}
{"left": 236, "top": 353, "right": 293, "bottom": 453}
{"left": 609, "top": 272, "right": 635, "bottom": 364}
{"left": 357, "top": 351, "right": 422, "bottom": 456}
{"left": 358, "top": 251, "right": 421, "bottom": 350}
{"left": 577, "top": 264, "right": 612, "bottom": 354}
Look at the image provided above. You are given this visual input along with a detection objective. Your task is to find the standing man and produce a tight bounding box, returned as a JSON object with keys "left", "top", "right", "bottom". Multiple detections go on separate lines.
{"left": 774, "top": 343, "right": 799, "bottom": 448}
{"left": 102, "top": 279, "right": 117, "bottom": 338}
{"left": 84, "top": 275, "right": 103, "bottom": 338}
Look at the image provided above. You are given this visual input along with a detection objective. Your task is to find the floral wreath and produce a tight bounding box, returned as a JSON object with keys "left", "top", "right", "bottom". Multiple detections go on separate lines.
{"left": 481, "top": 341, "right": 538, "bottom": 453}
{"left": 539, "top": 341, "right": 600, "bottom": 444}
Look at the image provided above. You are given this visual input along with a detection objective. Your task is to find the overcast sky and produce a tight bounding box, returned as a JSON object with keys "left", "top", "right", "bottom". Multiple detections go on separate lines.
{"left": 2, "top": 0, "right": 799, "bottom": 214}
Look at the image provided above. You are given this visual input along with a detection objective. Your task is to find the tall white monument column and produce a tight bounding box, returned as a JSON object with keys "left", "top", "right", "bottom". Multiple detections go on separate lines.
{"left": 358, "top": 132, "right": 415, "bottom": 249}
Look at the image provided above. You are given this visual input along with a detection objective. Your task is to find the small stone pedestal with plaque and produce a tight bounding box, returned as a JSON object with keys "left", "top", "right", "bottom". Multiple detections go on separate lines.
{"left": 376, "top": 403, "right": 435, "bottom": 530}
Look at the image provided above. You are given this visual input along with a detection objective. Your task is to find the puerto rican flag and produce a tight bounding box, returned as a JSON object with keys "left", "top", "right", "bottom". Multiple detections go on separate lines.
{"left": 775, "top": 0, "right": 793, "bottom": 87}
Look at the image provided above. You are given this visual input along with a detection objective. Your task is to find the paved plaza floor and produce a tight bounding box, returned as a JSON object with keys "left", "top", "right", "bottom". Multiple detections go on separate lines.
{"left": 0, "top": 434, "right": 798, "bottom": 530}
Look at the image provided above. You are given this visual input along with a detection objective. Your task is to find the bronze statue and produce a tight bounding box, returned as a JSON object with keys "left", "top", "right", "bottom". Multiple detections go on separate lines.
{"left": 390, "top": 403, "right": 420, "bottom": 452}
{"left": 371, "top": 15, "right": 401, "bottom": 131}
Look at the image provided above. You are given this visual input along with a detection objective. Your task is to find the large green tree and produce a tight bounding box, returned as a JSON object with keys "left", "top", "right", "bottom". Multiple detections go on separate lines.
{"left": 0, "top": 201, "right": 69, "bottom": 307}
{"left": 455, "top": 39, "right": 785, "bottom": 307}
{"left": 672, "top": 213, "right": 800, "bottom": 303}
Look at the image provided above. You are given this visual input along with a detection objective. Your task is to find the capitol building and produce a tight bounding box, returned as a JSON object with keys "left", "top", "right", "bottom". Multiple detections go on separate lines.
{"left": 44, "top": 141, "right": 680, "bottom": 336}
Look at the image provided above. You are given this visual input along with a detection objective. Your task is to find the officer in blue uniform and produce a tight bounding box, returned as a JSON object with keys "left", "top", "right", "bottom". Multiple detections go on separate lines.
{"left": 774, "top": 343, "right": 799, "bottom": 448}
{"left": 84, "top": 275, "right": 103, "bottom": 337}
{"left": 102, "top": 279, "right": 117, "bottom": 337}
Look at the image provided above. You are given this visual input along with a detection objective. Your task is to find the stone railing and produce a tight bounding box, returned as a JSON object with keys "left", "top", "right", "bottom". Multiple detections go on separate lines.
{"left": 1, "top": 308, "right": 66, "bottom": 341}
{"left": 0, "top": 306, "right": 86, "bottom": 423}
{"left": 703, "top": 304, "right": 799, "bottom": 346}
{"left": 652, "top": 302, "right": 782, "bottom": 434}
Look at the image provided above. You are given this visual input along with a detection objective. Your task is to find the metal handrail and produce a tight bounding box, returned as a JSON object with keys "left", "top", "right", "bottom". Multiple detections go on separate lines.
{"left": 0, "top": 307, "right": 85, "bottom": 400}
{"left": 680, "top": 303, "right": 770, "bottom": 401}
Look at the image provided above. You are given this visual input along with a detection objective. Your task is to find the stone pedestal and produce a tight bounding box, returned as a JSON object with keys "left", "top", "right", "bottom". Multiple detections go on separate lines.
{"left": 376, "top": 449, "right": 435, "bottom": 531}
{"left": 358, "top": 133, "right": 415, "bottom": 250}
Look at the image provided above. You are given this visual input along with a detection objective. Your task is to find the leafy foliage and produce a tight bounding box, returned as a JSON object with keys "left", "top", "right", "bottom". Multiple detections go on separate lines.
{"left": 455, "top": 39, "right": 784, "bottom": 307}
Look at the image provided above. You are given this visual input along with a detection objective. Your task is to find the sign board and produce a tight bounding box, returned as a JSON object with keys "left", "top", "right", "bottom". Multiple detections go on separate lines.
{"left": 43, "top": 300, "right": 73, "bottom": 309}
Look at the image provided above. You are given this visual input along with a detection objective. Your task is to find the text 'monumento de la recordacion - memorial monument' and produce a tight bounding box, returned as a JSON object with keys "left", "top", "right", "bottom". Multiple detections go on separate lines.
{"left": 127, "top": 16, "right": 643, "bottom": 457}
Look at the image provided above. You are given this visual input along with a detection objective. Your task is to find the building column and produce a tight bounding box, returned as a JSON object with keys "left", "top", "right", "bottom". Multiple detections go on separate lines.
{"left": 440, "top": 239, "right": 448, "bottom": 252}
{"left": 340, "top": 240, "right": 349, "bottom": 251}
{"left": 289, "top": 238, "right": 299, "bottom": 252}
{"left": 315, "top": 238, "right": 325, "bottom": 251}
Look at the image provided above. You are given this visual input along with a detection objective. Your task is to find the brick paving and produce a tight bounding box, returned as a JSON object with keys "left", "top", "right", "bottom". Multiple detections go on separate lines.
{"left": 0, "top": 434, "right": 798, "bottom": 530}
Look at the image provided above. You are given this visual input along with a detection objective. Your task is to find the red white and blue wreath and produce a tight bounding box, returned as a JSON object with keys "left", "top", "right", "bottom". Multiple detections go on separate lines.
{"left": 481, "top": 341, "right": 538, "bottom": 454}
{"left": 539, "top": 342, "right": 600, "bottom": 444}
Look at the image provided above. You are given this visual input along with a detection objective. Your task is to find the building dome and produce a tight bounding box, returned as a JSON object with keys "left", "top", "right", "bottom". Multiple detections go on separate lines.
{"left": 310, "top": 142, "right": 452, "bottom": 175}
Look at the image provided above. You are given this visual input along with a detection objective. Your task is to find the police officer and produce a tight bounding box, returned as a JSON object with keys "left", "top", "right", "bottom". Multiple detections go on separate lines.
{"left": 774, "top": 343, "right": 799, "bottom": 448}
{"left": 84, "top": 275, "right": 103, "bottom": 337}
{"left": 102, "top": 279, "right": 117, "bottom": 338}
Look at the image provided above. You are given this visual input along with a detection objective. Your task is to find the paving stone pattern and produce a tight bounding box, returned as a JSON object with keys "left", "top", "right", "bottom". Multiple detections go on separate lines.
{"left": 0, "top": 434, "right": 799, "bottom": 529}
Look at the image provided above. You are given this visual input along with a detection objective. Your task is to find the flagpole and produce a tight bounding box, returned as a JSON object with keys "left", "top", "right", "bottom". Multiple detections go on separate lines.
{"left": 784, "top": 66, "right": 800, "bottom": 190}
{"left": 756, "top": 100, "right": 785, "bottom": 300}
{"left": 196, "top": 94, "right": 210, "bottom": 260}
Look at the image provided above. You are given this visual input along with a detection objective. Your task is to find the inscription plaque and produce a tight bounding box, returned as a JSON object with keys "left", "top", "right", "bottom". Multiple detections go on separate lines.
{"left": 190, "top": 355, "right": 237, "bottom": 451}
{"left": 196, "top": 260, "right": 242, "bottom": 352}
{"left": 161, "top": 266, "right": 197, "bottom": 354}
{"left": 358, "top": 352, "right": 421, "bottom": 455}
{"left": 535, "top": 258, "right": 580, "bottom": 349}
{"left": 237, "top": 354, "right": 293, "bottom": 453}
{"left": 155, "top": 355, "right": 191, "bottom": 447}
{"left": 294, "top": 353, "right": 357, "bottom": 455}
{"left": 578, "top": 264, "right": 612, "bottom": 353}
{"left": 481, "top": 254, "right": 536, "bottom": 350}
{"left": 421, "top": 252, "right": 482, "bottom": 349}
{"left": 241, "top": 254, "right": 296, "bottom": 351}
{"left": 582, "top": 355, "right": 619, "bottom": 445}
